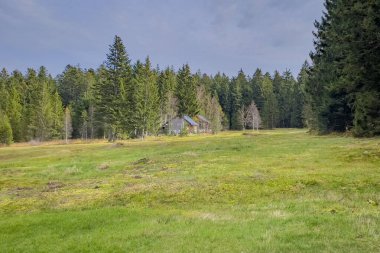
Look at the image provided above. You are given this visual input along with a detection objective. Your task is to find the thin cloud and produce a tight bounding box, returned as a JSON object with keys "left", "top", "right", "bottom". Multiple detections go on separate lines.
{"left": 0, "top": 0, "right": 324, "bottom": 77}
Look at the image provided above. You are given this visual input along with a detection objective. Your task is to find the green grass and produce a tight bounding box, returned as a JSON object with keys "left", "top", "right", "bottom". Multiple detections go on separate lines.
{"left": 0, "top": 129, "right": 379, "bottom": 252}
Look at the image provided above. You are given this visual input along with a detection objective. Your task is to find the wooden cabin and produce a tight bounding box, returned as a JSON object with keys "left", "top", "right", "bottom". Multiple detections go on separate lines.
{"left": 165, "top": 115, "right": 198, "bottom": 135}
{"left": 195, "top": 115, "right": 211, "bottom": 133}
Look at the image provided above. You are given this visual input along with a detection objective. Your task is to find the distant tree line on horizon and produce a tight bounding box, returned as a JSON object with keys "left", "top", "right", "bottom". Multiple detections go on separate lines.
{"left": 0, "top": 36, "right": 306, "bottom": 144}
{"left": 0, "top": 0, "right": 378, "bottom": 145}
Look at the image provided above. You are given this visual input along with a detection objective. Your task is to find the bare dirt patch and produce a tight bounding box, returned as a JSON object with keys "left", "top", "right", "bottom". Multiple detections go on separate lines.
{"left": 44, "top": 181, "right": 65, "bottom": 192}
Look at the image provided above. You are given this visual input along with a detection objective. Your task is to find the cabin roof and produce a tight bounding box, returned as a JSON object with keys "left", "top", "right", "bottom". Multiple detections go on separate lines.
{"left": 183, "top": 115, "right": 198, "bottom": 126}
{"left": 197, "top": 115, "right": 210, "bottom": 124}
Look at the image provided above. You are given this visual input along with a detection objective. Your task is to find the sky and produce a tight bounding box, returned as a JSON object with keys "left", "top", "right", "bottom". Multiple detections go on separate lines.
{"left": 0, "top": 0, "right": 325, "bottom": 77}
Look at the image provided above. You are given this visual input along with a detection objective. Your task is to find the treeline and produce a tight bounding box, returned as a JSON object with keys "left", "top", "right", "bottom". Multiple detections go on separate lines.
{"left": 2, "top": 0, "right": 377, "bottom": 144}
{"left": 305, "top": 0, "right": 380, "bottom": 137}
{"left": 0, "top": 67, "right": 64, "bottom": 144}
{"left": 1, "top": 35, "right": 308, "bottom": 144}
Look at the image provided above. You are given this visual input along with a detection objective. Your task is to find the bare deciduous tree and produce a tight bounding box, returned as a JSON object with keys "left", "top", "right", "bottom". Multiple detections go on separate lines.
{"left": 238, "top": 105, "right": 248, "bottom": 130}
{"left": 63, "top": 107, "right": 73, "bottom": 144}
{"left": 239, "top": 101, "right": 261, "bottom": 131}
{"left": 208, "top": 96, "right": 223, "bottom": 133}
{"left": 246, "top": 101, "right": 261, "bottom": 130}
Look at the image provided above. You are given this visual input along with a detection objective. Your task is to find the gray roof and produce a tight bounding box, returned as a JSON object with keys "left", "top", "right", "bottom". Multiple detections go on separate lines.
{"left": 197, "top": 115, "right": 210, "bottom": 123}
{"left": 183, "top": 115, "right": 198, "bottom": 126}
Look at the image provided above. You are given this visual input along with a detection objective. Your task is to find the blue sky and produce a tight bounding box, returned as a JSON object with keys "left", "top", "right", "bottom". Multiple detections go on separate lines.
{"left": 0, "top": 0, "right": 324, "bottom": 77}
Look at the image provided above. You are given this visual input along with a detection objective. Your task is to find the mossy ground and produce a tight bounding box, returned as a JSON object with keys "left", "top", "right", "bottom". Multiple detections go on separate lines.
{"left": 0, "top": 129, "right": 379, "bottom": 252}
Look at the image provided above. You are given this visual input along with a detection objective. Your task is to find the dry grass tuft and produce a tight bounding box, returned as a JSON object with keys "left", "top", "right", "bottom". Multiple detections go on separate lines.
{"left": 98, "top": 163, "right": 110, "bottom": 170}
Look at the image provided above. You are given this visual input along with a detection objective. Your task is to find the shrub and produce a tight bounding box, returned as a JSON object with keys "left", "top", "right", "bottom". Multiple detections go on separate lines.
{"left": 0, "top": 113, "right": 13, "bottom": 146}
{"left": 179, "top": 127, "right": 189, "bottom": 137}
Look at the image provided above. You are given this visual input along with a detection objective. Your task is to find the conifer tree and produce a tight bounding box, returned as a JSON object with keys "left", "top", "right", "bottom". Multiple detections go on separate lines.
{"left": 290, "top": 80, "right": 304, "bottom": 128}
{"left": 142, "top": 57, "right": 160, "bottom": 136}
{"left": 26, "top": 67, "right": 54, "bottom": 141}
{"left": 209, "top": 95, "right": 224, "bottom": 133}
{"left": 129, "top": 58, "right": 160, "bottom": 137}
{"left": 260, "top": 73, "right": 278, "bottom": 129}
{"left": 176, "top": 64, "right": 199, "bottom": 117}
{"left": 7, "top": 74, "right": 23, "bottom": 141}
{"left": 80, "top": 110, "right": 88, "bottom": 140}
{"left": 0, "top": 69, "right": 9, "bottom": 114}
{"left": 95, "top": 35, "right": 131, "bottom": 140}
{"left": 0, "top": 113, "right": 13, "bottom": 145}
{"left": 251, "top": 69, "right": 265, "bottom": 112}
{"left": 297, "top": 61, "right": 310, "bottom": 128}
{"left": 51, "top": 91, "right": 64, "bottom": 139}
{"left": 306, "top": 0, "right": 380, "bottom": 135}
{"left": 239, "top": 69, "right": 252, "bottom": 107}
{"left": 213, "top": 73, "right": 230, "bottom": 129}
{"left": 229, "top": 70, "right": 246, "bottom": 129}
{"left": 57, "top": 65, "right": 93, "bottom": 138}
{"left": 279, "top": 70, "right": 296, "bottom": 128}
{"left": 158, "top": 67, "right": 177, "bottom": 124}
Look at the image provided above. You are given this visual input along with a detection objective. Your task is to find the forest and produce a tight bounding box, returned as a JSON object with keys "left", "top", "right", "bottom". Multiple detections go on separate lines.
{"left": 0, "top": 0, "right": 379, "bottom": 145}
{"left": 0, "top": 36, "right": 307, "bottom": 144}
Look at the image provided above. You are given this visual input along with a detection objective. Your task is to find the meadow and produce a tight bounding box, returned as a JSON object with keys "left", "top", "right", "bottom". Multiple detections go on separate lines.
{"left": 0, "top": 129, "right": 379, "bottom": 252}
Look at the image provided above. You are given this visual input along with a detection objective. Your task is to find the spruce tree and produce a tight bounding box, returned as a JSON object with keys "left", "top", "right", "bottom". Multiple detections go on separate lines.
{"left": 57, "top": 65, "right": 94, "bottom": 138}
{"left": 306, "top": 0, "right": 380, "bottom": 135}
{"left": 7, "top": 73, "right": 23, "bottom": 141}
{"left": 0, "top": 69, "right": 9, "bottom": 114}
{"left": 213, "top": 73, "right": 230, "bottom": 129}
{"left": 279, "top": 70, "right": 296, "bottom": 128}
{"left": 298, "top": 61, "right": 311, "bottom": 128}
{"left": 208, "top": 95, "right": 224, "bottom": 133}
{"left": 260, "top": 73, "right": 278, "bottom": 129}
{"left": 51, "top": 91, "right": 64, "bottom": 139}
{"left": 0, "top": 113, "right": 13, "bottom": 145}
{"left": 176, "top": 64, "right": 199, "bottom": 117}
{"left": 229, "top": 70, "right": 245, "bottom": 129}
{"left": 129, "top": 58, "right": 160, "bottom": 137}
{"left": 95, "top": 35, "right": 131, "bottom": 140}
{"left": 251, "top": 69, "right": 265, "bottom": 113}
{"left": 158, "top": 67, "right": 177, "bottom": 125}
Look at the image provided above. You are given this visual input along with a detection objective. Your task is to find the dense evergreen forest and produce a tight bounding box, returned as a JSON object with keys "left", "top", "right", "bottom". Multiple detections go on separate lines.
{"left": 0, "top": 36, "right": 305, "bottom": 144}
{"left": 0, "top": 0, "right": 379, "bottom": 144}
{"left": 306, "top": 0, "right": 380, "bottom": 136}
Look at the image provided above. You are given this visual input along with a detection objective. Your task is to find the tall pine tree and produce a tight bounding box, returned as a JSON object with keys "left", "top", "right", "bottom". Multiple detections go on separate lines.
{"left": 95, "top": 35, "right": 131, "bottom": 140}
{"left": 176, "top": 64, "right": 199, "bottom": 117}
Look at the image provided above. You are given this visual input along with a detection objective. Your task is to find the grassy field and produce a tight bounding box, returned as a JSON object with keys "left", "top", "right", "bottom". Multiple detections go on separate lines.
{"left": 0, "top": 129, "right": 379, "bottom": 252}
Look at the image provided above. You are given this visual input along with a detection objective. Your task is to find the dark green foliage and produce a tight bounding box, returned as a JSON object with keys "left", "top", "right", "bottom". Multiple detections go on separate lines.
{"left": 157, "top": 67, "right": 177, "bottom": 124}
{"left": 277, "top": 71, "right": 295, "bottom": 128}
{"left": 129, "top": 58, "right": 160, "bottom": 137}
{"left": 0, "top": 67, "right": 65, "bottom": 142}
{"left": 228, "top": 72, "right": 243, "bottom": 129}
{"left": 0, "top": 31, "right": 329, "bottom": 143}
{"left": 213, "top": 73, "right": 230, "bottom": 129}
{"left": 260, "top": 73, "right": 278, "bottom": 129}
{"left": 57, "top": 66, "right": 96, "bottom": 138}
{"left": 28, "top": 67, "right": 63, "bottom": 141}
{"left": 306, "top": 0, "right": 380, "bottom": 136}
{"left": 0, "top": 112, "right": 13, "bottom": 145}
{"left": 353, "top": 91, "right": 380, "bottom": 137}
{"left": 7, "top": 75, "right": 23, "bottom": 141}
{"left": 0, "top": 69, "right": 23, "bottom": 141}
{"left": 176, "top": 64, "right": 199, "bottom": 117}
{"left": 296, "top": 62, "right": 310, "bottom": 128}
{"left": 95, "top": 36, "right": 131, "bottom": 140}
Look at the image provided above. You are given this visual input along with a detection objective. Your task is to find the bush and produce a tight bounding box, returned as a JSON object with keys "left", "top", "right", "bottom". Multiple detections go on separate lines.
{"left": 0, "top": 113, "right": 13, "bottom": 146}
{"left": 179, "top": 127, "right": 189, "bottom": 137}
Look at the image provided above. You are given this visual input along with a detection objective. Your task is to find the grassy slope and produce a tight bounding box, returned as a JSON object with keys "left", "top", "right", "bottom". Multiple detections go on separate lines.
{"left": 0, "top": 129, "right": 379, "bottom": 252}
